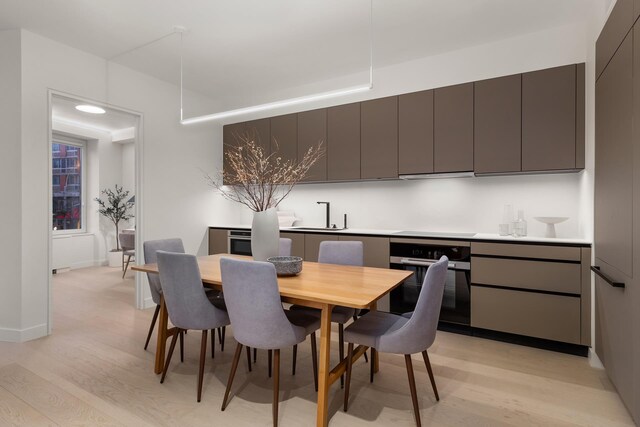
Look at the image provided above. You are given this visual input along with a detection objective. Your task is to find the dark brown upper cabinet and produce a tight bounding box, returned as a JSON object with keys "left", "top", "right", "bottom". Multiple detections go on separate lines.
{"left": 522, "top": 65, "right": 576, "bottom": 172}
{"left": 361, "top": 97, "right": 398, "bottom": 179}
{"left": 245, "top": 118, "right": 271, "bottom": 155}
{"left": 474, "top": 74, "right": 522, "bottom": 174}
{"left": 270, "top": 114, "right": 297, "bottom": 165}
{"left": 596, "top": 0, "right": 634, "bottom": 80}
{"left": 434, "top": 83, "right": 474, "bottom": 173}
{"left": 297, "top": 109, "right": 327, "bottom": 182}
{"left": 398, "top": 90, "right": 434, "bottom": 175}
{"left": 327, "top": 103, "right": 361, "bottom": 181}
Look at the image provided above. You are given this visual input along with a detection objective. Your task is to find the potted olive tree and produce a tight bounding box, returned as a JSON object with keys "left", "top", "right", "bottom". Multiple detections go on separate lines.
{"left": 95, "top": 185, "right": 134, "bottom": 267}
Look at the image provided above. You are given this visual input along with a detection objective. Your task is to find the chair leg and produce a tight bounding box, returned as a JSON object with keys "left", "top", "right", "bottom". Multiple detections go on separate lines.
{"left": 343, "top": 343, "right": 354, "bottom": 412}
{"left": 179, "top": 330, "right": 184, "bottom": 363}
{"left": 268, "top": 349, "right": 273, "bottom": 378}
{"left": 253, "top": 347, "right": 257, "bottom": 363}
{"left": 292, "top": 344, "right": 297, "bottom": 375}
{"left": 273, "top": 349, "right": 280, "bottom": 427}
{"left": 370, "top": 348, "right": 376, "bottom": 383}
{"left": 353, "top": 315, "right": 368, "bottom": 363}
{"left": 422, "top": 350, "right": 439, "bottom": 401}
{"left": 211, "top": 329, "right": 215, "bottom": 359}
{"left": 221, "top": 326, "right": 226, "bottom": 351}
{"left": 246, "top": 346, "right": 252, "bottom": 372}
{"left": 144, "top": 305, "right": 160, "bottom": 350}
{"left": 122, "top": 255, "right": 132, "bottom": 279}
{"left": 221, "top": 343, "right": 243, "bottom": 411}
{"left": 339, "top": 324, "right": 345, "bottom": 388}
{"left": 197, "top": 330, "right": 208, "bottom": 402}
{"left": 310, "top": 332, "right": 318, "bottom": 392}
{"left": 160, "top": 329, "right": 180, "bottom": 384}
{"left": 405, "top": 355, "right": 422, "bottom": 427}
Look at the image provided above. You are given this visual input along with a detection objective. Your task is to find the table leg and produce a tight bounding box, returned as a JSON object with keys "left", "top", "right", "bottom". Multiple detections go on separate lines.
{"left": 316, "top": 303, "right": 333, "bottom": 427}
{"left": 154, "top": 296, "right": 169, "bottom": 374}
{"left": 369, "top": 301, "right": 379, "bottom": 373}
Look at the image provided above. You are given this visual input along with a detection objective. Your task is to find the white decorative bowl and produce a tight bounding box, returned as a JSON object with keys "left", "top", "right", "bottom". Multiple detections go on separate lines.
{"left": 534, "top": 217, "right": 569, "bottom": 238}
{"left": 267, "top": 256, "right": 303, "bottom": 276}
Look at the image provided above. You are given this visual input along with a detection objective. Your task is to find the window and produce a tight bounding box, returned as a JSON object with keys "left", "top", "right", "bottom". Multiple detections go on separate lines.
{"left": 52, "top": 134, "right": 86, "bottom": 233}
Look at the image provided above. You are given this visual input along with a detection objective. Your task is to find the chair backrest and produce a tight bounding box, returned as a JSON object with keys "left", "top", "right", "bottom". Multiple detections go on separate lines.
{"left": 119, "top": 232, "right": 135, "bottom": 250}
{"left": 279, "top": 238, "right": 292, "bottom": 257}
{"left": 143, "top": 238, "right": 184, "bottom": 305}
{"left": 318, "top": 241, "right": 363, "bottom": 266}
{"left": 378, "top": 256, "right": 448, "bottom": 354}
{"left": 220, "top": 257, "right": 306, "bottom": 349}
{"left": 156, "top": 251, "right": 228, "bottom": 331}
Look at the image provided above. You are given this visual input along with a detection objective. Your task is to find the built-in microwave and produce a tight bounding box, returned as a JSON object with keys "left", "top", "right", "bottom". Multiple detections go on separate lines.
{"left": 228, "top": 230, "right": 252, "bottom": 256}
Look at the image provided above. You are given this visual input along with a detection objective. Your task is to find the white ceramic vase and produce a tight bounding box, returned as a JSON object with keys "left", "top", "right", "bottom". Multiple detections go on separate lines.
{"left": 251, "top": 208, "right": 279, "bottom": 261}
{"left": 107, "top": 250, "right": 123, "bottom": 268}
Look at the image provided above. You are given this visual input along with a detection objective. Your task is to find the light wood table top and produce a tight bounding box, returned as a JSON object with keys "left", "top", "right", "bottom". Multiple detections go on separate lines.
{"left": 133, "top": 253, "right": 412, "bottom": 310}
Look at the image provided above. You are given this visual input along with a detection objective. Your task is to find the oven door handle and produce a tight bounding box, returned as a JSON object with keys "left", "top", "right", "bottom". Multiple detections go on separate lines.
{"left": 399, "top": 258, "right": 468, "bottom": 270}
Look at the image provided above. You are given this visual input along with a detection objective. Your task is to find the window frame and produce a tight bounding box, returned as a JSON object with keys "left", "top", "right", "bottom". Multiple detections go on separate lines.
{"left": 52, "top": 134, "right": 87, "bottom": 235}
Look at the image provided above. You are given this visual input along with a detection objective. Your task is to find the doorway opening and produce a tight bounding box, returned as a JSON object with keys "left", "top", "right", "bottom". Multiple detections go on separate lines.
{"left": 48, "top": 92, "right": 145, "bottom": 333}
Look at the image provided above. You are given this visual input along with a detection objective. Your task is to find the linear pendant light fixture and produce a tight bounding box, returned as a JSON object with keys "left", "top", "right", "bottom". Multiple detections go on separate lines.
{"left": 180, "top": 1, "right": 373, "bottom": 125}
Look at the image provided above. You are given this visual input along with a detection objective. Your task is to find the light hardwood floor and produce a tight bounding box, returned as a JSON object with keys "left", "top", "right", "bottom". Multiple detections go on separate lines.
{"left": 0, "top": 266, "right": 634, "bottom": 426}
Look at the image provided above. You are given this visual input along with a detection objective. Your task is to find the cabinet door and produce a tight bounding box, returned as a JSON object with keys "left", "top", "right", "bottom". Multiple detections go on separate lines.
{"left": 474, "top": 75, "right": 522, "bottom": 174}
{"left": 208, "top": 229, "right": 228, "bottom": 255}
{"left": 434, "top": 83, "right": 474, "bottom": 173}
{"left": 270, "top": 114, "right": 297, "bottom": 165}
{"left": 280, "top": 232, "right": 304, "bottom": 258}
{"left": 222, "top": 123, "right": 244, "bottom": 185}
{"left": 327, "top": 103, "right": 360, "bottom": 181}
{"left": 304, "top": 234, "right": 339, "bottom": 262}
{"left": 522, "top": 65, "right": 576, "bottom": 171}
{"left": 298, "top": 109, "right": 327, "bottom": 182}
{"left": 596, "top": 0, "right": 634, "bottom": 79}
{"left": 595, "top": 36, "right": 633, "bottom": 277}
{"left": 361, "top": 97, "right": 398, "bottom": 179}
{"left": 398, "top": 90, "right": 434, "bottom": 175}
{"left": 594, "top": 30, "right": 635, "bottom": 417}
{"left": 338, "top": 235, "right": 389, "bottom": 268}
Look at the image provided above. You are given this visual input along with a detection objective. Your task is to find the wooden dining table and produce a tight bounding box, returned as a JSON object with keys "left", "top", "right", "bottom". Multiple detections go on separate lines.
{"left": 133, "top": 253, "right": 412, "bottom": 426}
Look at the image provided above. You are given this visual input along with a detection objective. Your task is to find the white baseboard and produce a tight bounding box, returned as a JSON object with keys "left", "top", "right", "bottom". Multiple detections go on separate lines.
{"left": 588, "top": 348, "right": 605, "bottom": 369}
{"left": 0, "top": 323, "right": 48, "bottom": 342}
{"left": 142, "top": 297, "right": 156, "bottom": 310}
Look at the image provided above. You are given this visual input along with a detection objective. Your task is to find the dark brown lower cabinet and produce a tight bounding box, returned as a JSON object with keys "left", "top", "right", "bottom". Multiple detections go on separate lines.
{"left": 303, "top": 234, "right": 339, "bottom": 262}
{"left": 280, "top": 232, "right": 304, "bottom": 258}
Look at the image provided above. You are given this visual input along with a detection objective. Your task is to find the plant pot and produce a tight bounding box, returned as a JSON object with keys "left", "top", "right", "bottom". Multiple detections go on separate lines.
{"left": 251, "top": 208, "right": 280, "bottom": 261}
{"left": 108, "top": 250, "right": 123, "bottom": 268}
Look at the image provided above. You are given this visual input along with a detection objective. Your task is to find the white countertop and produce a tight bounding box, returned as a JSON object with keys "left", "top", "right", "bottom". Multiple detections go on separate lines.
{"left": 213, "top": 225, "right": 591, "bottom": 245}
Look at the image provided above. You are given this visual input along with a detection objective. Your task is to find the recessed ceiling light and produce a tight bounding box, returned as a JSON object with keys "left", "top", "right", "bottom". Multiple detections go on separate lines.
{"left": 75, "top": 104, "right": 106, "bottom": 114}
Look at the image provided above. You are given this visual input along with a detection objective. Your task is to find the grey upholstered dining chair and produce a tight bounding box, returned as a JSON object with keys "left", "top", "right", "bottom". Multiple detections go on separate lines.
{"left": 157, "top": 251, "right": 231, "bottom": 402}
{"left": 119, "top": 232, "right": 135, "bottom": 278}
{"left": 142, "top": 238, "right": 185, "bottom": 353}
{"left": 219, "top": 257, "right": 320, "bottom": 427}
{"left": 343, "top": 256, "right": 448, "bottom": 427}
{"left": 289, "top": 240, "right": 366, "bottom": 386}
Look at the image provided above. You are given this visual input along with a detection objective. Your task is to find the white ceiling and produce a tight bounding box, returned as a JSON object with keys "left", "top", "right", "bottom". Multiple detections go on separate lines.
{"left": 52, "top": 95, "right": 138, "bottom": 133}
{"left": 1, "top": 0, "right": 608, "bottom": 107}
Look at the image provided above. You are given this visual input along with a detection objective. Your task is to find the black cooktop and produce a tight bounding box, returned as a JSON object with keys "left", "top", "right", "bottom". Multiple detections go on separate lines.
{"left": 392, "top": 231, "right": 476, "bottom": 238}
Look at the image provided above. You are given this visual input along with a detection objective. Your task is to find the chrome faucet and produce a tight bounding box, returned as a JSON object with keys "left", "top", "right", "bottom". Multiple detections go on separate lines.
{"left": 317, "top": 201, "right": 330, "bottom": 228}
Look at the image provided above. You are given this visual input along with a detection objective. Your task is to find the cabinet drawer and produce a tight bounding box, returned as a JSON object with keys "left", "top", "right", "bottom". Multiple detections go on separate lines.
{"left": 471, "top": 286, "right": 581, "bottom": 344}
{"left": 471, "top": 257, "right": 581, "bottom": 294}
{"left": 471, "top": 242, "right": 581, "bottom": 261}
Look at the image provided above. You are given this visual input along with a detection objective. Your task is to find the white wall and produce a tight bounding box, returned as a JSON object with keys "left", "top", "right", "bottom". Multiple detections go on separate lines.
{"left": 4, "top": 29, "right": 221, "bottom": 341}
{"left": 0, "top": 30, "right": 23, "bottom": 339}
{"left": 121, "top": 141, "right": 136, "bottom": 229}
{"left": 208, "top": 20, "right": 598, "bottom": 240}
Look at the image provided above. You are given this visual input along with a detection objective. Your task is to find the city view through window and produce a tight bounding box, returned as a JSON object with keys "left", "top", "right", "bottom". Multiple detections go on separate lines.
{"left": 52, "top": 142, "right": 83, "bottom": 231}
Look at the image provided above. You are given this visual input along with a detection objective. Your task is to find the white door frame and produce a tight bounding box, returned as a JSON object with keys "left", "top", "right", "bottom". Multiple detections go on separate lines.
{"left": 47, "top": 89, "right": 146, "bottom": 334}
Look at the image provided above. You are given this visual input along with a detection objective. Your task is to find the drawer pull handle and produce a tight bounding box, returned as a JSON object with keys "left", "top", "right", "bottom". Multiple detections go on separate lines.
{"left": 591, "top": 266, "right": 625, "bottom": 288}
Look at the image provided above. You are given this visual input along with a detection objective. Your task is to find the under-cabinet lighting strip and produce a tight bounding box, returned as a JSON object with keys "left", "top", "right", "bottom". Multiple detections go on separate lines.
{"left": 180, "top": 0, "right": 374, "bottom": 125}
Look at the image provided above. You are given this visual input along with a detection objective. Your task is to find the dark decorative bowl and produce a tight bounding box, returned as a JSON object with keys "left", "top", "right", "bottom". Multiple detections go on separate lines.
{"left": 267, "top": 256, "right": 303, "bottom": 276}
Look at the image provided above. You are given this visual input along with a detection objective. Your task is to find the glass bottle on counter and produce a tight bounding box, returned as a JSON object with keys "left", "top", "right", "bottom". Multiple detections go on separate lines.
{"left": 513, "top": 209, "right": 527, "bottom": 237}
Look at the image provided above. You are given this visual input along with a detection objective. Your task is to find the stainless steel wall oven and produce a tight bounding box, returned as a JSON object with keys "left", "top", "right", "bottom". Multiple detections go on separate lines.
{"left": 228, "top": 230, "right": 252, "bottom": 256}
